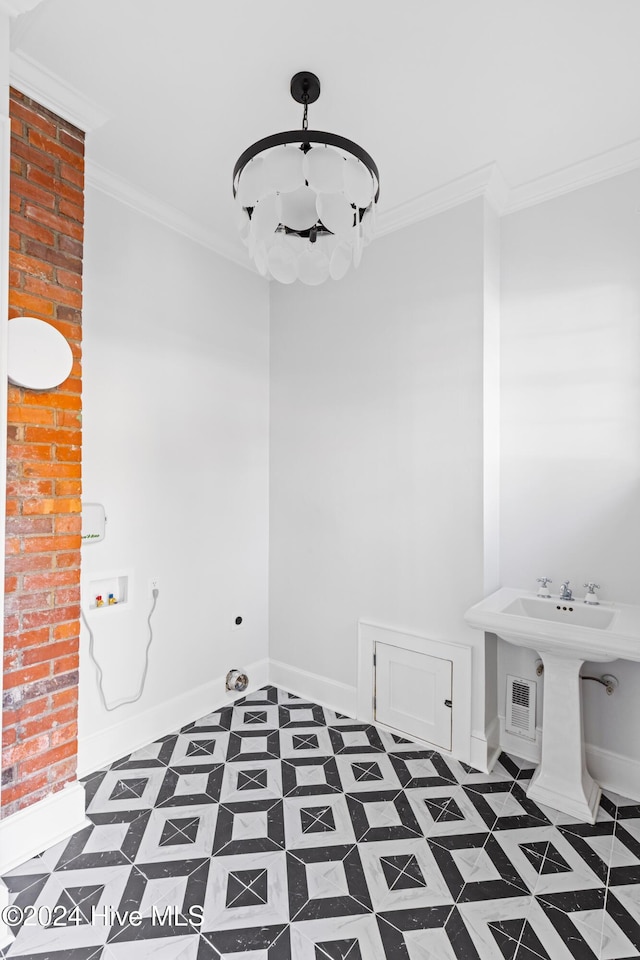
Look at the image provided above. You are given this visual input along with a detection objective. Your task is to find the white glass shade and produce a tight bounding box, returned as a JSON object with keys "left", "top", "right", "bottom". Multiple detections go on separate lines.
{"left": 279, "top": 185, "right": 318, "bottom": 231}
{"left": 236, "top": 156, "right": 267, "bottom": 207}
{"left": 235, "top": 143, "right": 377, "bottom": 284}
{"left": 303, "top": 147, "right": 344, "bottom": 193}
{"left": 251, "top": 193, "right": 281, "bottom": 244}
{"left": 329, "top": 242, "right": 352, "bottom": 280}
{"left": 268, "top": 242, "right": 298, "bottom": 284}
{"left": 237, "top": 208, "right": 250, "bottom": 241}
{"left": 253, "top": 242, "right": 269, "bottom": 277}
{"left": 261, "top": 146, "right": 304, "bottom": 193}
{"left": 316, "top": 192, "right": 354, "bottom": 239}
{"left": 298, "top": 248, "right": 330, "bottom": 285}
{"left": 344, "top": 156, "right": 374, "bottom": 208}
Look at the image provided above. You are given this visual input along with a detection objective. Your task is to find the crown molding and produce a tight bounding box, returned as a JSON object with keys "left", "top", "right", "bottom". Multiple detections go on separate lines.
{"left": 85, "top": 135, "right": 640, "bottom": 276}
{"left": 506, "top": 138, "right": 640, "bottom": 214}
{"left": 484, "top": 163, "right": 510, "bottom": 215}
{"left": 0, "top": 0, "right": 43, "bottom": 16}
{"left": 374, "top": 137, "right": 640, "bottom": 238}
{"left": 375, "top": 163, "right": 509, "bottom": 239}
{"left": 9, "top": 49, "right": 109, "bottom": 132}
{"left": 85, "top": 160, "right": 254, "bottom": 273}
{"left": 86, "top": 160, "right": 508, "bottom": 276}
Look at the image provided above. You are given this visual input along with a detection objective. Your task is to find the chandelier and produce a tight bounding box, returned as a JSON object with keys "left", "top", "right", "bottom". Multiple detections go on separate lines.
{"left": 233, "top": 71, "right": 380, "bottom": 285}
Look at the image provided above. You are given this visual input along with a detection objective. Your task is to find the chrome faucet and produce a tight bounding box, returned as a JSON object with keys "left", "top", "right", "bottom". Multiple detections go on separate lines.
{"left": 559, "top": 580, "right": 573, "bottom": 601}
{"left": 583, "top": 582, "right": 600, "bottom": 605}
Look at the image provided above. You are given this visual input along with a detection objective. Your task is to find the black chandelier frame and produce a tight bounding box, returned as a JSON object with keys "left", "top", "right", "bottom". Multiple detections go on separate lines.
{"left": 233, "top": 130, "right": 380, "bottom": 206}
{"left": 232, "top": 71, "right": 380, "bottom": 211}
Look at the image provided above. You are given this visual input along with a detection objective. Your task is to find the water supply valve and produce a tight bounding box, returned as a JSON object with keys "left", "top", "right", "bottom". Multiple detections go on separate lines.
{"left": 226, "top": 669, "right": 249, "bottom": 693}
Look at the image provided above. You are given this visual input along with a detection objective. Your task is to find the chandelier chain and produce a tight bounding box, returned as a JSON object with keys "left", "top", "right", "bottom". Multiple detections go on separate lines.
{"left": 302, "top": 98, "right": 309, "bottom": 131}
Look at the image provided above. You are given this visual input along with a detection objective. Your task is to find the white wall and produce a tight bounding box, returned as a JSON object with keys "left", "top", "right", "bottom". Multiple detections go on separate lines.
{"left": 78, "top": 164, "right": 640, "bottom": 793}
{"left": 269, "top": 199, "right": 494, "bottom": 741}
{"left": 79, "top": 188, "right": 270, "bottom": 771}
{"left": 500, "top": 170, "right": 640, "bottom": 776}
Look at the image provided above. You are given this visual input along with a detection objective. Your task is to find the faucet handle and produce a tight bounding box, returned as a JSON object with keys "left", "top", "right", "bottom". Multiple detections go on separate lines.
{"left": 583, "top": 582, "right": 600, "bottom": 605}
{"left": 536, "top": 577, "right": 552, "bottom": 597}
{"left": 536, "top": 578, "right": 552, "bottom": 586}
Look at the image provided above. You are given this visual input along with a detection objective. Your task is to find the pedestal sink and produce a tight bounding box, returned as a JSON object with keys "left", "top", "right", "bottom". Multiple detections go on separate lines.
{"left": 464, "top": 588, "right": 640, "bottom": 823}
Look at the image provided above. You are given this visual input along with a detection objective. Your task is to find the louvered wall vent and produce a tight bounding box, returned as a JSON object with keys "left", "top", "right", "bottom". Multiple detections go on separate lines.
{"left": 505, "top": 675, "right": 536, "bottom": 740}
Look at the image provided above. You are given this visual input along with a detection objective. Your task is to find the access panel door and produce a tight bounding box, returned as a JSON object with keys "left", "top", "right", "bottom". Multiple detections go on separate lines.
{"left": 374, "top": 641, "right": 452, "bottom": 751}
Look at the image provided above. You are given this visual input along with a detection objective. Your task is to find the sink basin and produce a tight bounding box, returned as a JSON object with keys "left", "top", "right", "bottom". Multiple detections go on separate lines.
{"left": 464, "top": 587, "right": 639, "bottom": 662}
{"left": 465, "top": 587, "right": 640, "bottom": 824}
{"left": 501, "top": 596, "right": 616, "bottom": 630}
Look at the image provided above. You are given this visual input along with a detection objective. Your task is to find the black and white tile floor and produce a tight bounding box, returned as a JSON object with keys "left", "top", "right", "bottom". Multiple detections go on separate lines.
{"left": 2, "top": 685, "right": 640, "bottom": 959}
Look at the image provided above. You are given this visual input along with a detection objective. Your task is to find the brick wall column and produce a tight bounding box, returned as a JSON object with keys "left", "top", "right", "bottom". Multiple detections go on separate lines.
{"left": 2, "top": 89, "right": 84, "bottom": 817}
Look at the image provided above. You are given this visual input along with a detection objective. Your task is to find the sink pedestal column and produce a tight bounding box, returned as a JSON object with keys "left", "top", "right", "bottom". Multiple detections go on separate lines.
{"left": 526, "top": 652, "right": 601, "bottom": 824}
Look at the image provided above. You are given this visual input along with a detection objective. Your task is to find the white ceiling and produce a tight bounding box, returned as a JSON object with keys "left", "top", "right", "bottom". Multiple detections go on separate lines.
{"left": 8, "top": 0, "right": 640, "bottom": 265}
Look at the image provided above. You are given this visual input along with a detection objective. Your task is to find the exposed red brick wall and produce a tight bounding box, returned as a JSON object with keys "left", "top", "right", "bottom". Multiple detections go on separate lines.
{"left": 2, "top": 89, "right": 84, "bottom": 817}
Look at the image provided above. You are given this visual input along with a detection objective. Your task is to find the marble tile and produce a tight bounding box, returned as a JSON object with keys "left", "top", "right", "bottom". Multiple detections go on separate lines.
{"left": 200, "top": 850, "right": 288, "bottom": 932}
{"left": 3, "top": 685, "right": 639, "bottom": 960}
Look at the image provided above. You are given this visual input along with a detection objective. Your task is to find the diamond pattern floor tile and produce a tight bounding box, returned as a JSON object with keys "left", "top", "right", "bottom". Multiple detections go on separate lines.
{"left": 2, "top": 688, "right": 639, "bottom": 960}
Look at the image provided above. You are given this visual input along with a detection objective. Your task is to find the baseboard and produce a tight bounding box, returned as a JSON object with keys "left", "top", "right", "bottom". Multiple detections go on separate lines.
{"left": 267, "top": 653, "right": 504, "bottom": 775}
{"left": 499, "top": 716, "right": 543, "bottom": 765}
{"left": 586, "top": 742, "right": 640, "bottom": 803}
{"left": 470, "top": 727, "right": 498, "bottom": 775}
{"left": 77, "top": 657, "right": 269, "bottom": 777}
{"left": 468, "top": 716, "right": 503, "bottom": 774}
{"left": 268, "top": 658, "right": 357, "bottom": 717}
{"left": 498, "top": 716, "right": 640, "bottom": 802}
{"left": 269, "top": 657, "right": 495, "bottom": 775}
{"left": 0, "top": 781, "right": 88, "bottom": 876}
{"left": 484, "top": 715, "right": 502, "bottom": 772}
